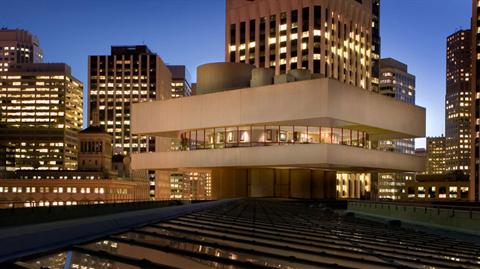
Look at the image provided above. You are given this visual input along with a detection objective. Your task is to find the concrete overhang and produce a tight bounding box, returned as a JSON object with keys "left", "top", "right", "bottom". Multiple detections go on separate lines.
{"left": 132, "top": 78, "right": 425, "bottom": 140}
{"left": 131, "top": 143, "right": 425, "bottom": 172}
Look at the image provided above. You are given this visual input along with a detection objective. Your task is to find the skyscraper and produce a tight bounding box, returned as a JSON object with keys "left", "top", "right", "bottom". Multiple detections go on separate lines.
{"left": 377, "top": 58, "right": 416, "bottom": 200}
{"left": 445, "top": 30, "right": 472, "bottom": 175}
{"left": 88, "top": 45, "right": 171, "bottom": 155}
{"left": 371, "top": 0, "right": 381, "bottom": 93}
{"left": 426, "top": 136, "right": 446, "bottom": 175}
{"left": 0, "top": 28, "right": 43, "bottom": 70}
{"left": 88, "top": 45, "right": 171, "bottom": 198}
{"left": 471, "top": 0, "right": 480, "bottom": 201}
{"left": 0, "top": 63, "right": 83, "bottom": 170}
{"left": 225, "top": 0, "right": 373, "bottom": 90}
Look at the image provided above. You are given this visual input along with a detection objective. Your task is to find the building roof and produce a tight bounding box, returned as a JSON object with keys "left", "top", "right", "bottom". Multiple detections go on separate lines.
{"left": 79, "top": 125, "right": 108, "bottom": 134}
{"left": 5, "top": 199, "right": 480, "bottom": 268}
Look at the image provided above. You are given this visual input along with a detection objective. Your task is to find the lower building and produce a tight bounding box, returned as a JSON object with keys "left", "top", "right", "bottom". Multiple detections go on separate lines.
{"left": 170, "top": 170, "right": 211, "bottom": 200}
{"left": 0, "top": 177, "right": 149, "bottom": 208}
{"left": 425, "top": 136, "right": 446, "bottom": 174}
{"left": 0, "top": 122, "right": 150, "bottom": 207}
{"left": 401, "top": 173, "right": 470, "bottom": 201}
{"left": 131, "top": 63, "right": 426, "bottom": 199}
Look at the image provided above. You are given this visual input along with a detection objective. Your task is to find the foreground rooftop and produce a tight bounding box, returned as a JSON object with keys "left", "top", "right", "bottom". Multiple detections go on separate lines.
{"left": 2, "top": 199, "right": 480, "bottom": 268}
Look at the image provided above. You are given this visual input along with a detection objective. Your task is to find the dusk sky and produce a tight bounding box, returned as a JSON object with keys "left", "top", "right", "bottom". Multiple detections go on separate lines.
{"left": 2, "top": 0, "right": 472, "bottom": 148}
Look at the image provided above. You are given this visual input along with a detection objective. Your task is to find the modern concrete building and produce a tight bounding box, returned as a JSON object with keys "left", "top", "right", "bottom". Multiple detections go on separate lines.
{"left": 0, "top": 63, "right": 83, "bottom": 171}
{"left": 131, "top": 63, "right": 425, "bottom": 200}
{"left": 377, "top": 58, "right": 416, "bottom": 200}
{"left": 0, "top": 28, "right": 43, "bottom": 71}
{"left": 445, "top": 30, "right": 472, "bottom": 175}
{"left": 88, "top": 45, "right": 172, "bottom": 198}
{"left": 225, "top": 0, "right": 373, "bottom": 91}
{"left": 167, "top": 65, "right": 192, "bottom": 98}
{"left": 426, "top": 136, "right": 446, "bottom": 175}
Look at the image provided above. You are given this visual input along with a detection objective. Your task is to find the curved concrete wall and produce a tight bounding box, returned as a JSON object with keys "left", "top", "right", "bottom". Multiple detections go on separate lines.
{"left": 250, "top": 68, "right": 275, "bottom": 87}
{"left": 132, "top": 78, "right": 425, "bottom": 140}
{"left": 196, "top": 62, "right": 254, "bottom": 94}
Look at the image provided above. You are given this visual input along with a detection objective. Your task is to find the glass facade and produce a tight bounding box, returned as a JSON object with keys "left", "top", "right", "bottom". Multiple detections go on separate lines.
{"left": 169, "top": 125, "right": 371, "bottom": 152}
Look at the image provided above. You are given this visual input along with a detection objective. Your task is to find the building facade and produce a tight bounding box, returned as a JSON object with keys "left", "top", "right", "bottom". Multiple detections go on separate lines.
{"left": 0, "top": 178, "right": 149, "bottom": 208}
{"left": 167, "top": 65, "right": 192, "bottom": 98}
{"left": 371, "top": 0, "right": 381, "bottom": 92}
{"left": 402, "top": 173, "right": 470, "bottom": 202}
{"left": 0, "top": 125, "right": 149, "bottom": 207}
{"left": 445, "top": 30, "right": 472, "bottom": 175}
{"left": 426, "top": 136, "right": 446, "bottom": 175}
{"left": 0, "top": 63, "right": 83, "bottom": 171}
{"left": 131, "top": 63, "right": 425, "bottom": 200}
{"left": 225, "top": 0, "right": 373, "bottom": 90}
{"left": 472, "top": 0, "right": 480, "bottom": 201}
{"left": 88, "top": 45, "right": 172, "bottom": 198}
{"left": 377, "top": 58, "right": 416, "bottom": 200}
{"left": 0, "top": 28, "right": 43, "bottom": 71}
{"left": 88, "top": 45, "right": 171, "bottom": 155}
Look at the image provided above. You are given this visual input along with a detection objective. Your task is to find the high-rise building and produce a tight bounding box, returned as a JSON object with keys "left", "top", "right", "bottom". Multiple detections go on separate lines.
{"left": 88, "top": 45, "right": 171, "bottom": 155}
{"left": 378, "top": 58, "right": 416, "bottom": 153}
{"left": 225, "top": 0, "right": 373, "bottom": 90}
{"left": 471, "top": 0, "right": 480, "bottom": 201}
{"left": 426, "top": 136, "right": 446, "bottom": 175}
{"left": 445, "top": 30, "right": 472, "bottom": 175}
{"left": 377, "top": 58, "right": 416, "bottom": 199}
{"left": 88, "top": 45, "right": 171, "bottom": 198}
{"left": 167, "top": 65, "right": 192, "bottom": 98}
{"left": 0, "top": 63, "right": 83, "bottom": 170}
{"left": 371, "top": 0, "right": 381, "bottom": 93}
{"left": 0, "top": 28, "right": 43, "bottom": 70}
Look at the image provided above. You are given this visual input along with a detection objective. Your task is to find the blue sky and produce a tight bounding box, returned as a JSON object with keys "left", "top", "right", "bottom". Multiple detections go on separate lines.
{"left": 2, "top": 0, "right": 472, "bottom": 148}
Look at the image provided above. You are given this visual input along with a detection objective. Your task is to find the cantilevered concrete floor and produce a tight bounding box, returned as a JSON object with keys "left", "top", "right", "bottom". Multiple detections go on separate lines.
{"left": 5, "top": 199, "right": 480, "bottom": 269}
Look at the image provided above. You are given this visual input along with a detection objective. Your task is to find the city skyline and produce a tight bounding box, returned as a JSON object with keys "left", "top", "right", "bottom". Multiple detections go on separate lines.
{"left": 1, "top": 0, "right": 471, "bottom": 148}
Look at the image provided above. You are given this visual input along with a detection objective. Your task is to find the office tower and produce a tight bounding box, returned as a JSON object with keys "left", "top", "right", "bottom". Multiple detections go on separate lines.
{"left": 88, "top": 45, "right": 171, "bottom": 198}
{"left": 426, "top": 136, "right": 446, "bottom": 175}
{"left": 0, "top": 28, "right": 43, "bottom": 70}
{"left": 0, "top": 63, "right": 83, "bottom": 170}
{"left": 88, "top": 45, "right": 171, "bottom": 155}
{"left": 445, "top": 30, "right": 472, "bottom": 175}
{"left": 377, "top": 58, "right": 416, "bottom": 199}
{"left": 225, "top": 0, "right": 373, "bottom": 90}
{"left": 471, "top": 0, "right": 480, "bottom": 201}
{"left": 378, "top": 58, "right": 416, "bottom": 152}
{"left": 167, "top": 65, "right": 192, "bottom": 98}
{"left": 131, "top": 62, "right": 425, "bottom": 200}
{"left": 371, "top": 0, "right": 381, "bottom": 92}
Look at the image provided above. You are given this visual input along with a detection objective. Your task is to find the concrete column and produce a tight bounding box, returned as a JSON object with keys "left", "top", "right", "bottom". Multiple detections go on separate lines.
{"left": 290, "top": 169, "right": 311, "bottom": 199}
{"left": 211, "top": 168, "right": 248, "bottom": 199}
{"left": 249, "top": 168, "right": 274, "bottom": 197}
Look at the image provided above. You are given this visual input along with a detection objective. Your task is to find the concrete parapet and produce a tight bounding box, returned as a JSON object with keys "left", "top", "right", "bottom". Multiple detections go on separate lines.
{"left": 348, "top": 201, "right": 480, "bottom": 236}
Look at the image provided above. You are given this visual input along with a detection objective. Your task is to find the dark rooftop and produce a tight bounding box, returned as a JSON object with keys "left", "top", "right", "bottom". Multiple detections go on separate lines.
{"left": 3, "top": 199, "right": 480, "bottom": 268}
{"left": 79, "top": 125, "right": 108, "bottom": 134}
